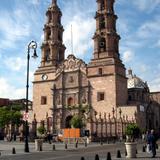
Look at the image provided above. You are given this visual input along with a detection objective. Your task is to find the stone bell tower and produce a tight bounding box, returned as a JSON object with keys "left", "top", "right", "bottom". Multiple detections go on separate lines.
{"left": 88, "top": 0, "right": 127, "bottom": 114}
{"left": 41, "top": 0, "right": 66, "bottom": 68}
{"left": 32, "top": 0, "right": 66, "bottom": 123}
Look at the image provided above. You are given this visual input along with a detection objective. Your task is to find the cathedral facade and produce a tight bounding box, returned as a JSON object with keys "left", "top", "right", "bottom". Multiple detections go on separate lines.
{"left": 32, "top": 0, "right": 160, "bottom": 138}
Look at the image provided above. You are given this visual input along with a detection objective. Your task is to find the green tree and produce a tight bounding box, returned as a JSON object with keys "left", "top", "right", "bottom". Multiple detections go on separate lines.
{"left": 125, "top": 123, "right": 140, "bottom": 142}
{"left": 0, "top": 105, "right": 23, "bottom": 128}
{"left": 70, "top": 115, "right": 85, "bottom": 128}
{"left": 37, "top": 125, "right": 46, "bottom": 135}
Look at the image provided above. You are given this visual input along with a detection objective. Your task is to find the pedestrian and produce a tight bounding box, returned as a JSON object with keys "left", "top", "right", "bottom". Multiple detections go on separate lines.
{"left": 47, "top": 131, "right": 52, "bottom": 144}
{"left": 146, "top": 130, "right": 151, "bottom": 153}
{"left": 147, "top": 129, "right": 158, "bottom": 158}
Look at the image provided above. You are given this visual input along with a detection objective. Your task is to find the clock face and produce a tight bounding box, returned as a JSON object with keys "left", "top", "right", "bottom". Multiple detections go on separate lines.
{"left": 42, "top": 74, "right": 48, "bottom": 80}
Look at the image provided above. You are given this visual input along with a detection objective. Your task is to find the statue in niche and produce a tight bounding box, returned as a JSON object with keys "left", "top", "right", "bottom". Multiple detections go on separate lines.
{"left": 45, "top": 49, "right": 50, "bottom": 62}
{"left": 68, "top": 60, "right": 76, "bottom": 70}
{"left": 82, "top": 96, "right": 87, "bottom": 104}
{"left": 69, "top": 76, "right": 74, "bottom": 83}
{"left": 82, "top": 91, "right": 87, "bottom": 104}
{"left": 56, "top": 95, "right": 61, "bottom": 105}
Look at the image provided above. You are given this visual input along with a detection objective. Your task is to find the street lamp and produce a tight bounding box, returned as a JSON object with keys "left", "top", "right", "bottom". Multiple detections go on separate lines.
{"left": 24, "top": 40, "right": 38, "bottom": 152}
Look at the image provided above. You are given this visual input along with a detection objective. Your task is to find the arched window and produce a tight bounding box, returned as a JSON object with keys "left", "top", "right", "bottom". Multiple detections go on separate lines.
{"left": 68, "top": 97, "right": 74, "bottom": 106}
{"left": 45, "top": 48, "right": 50, "bottom": 62}
{"left": 128, "top": 95, "right": 132, "bottom": 101}
{"left": 100, "top": 0, "right": 105, "bottom": 10}
{"left": 99, "top": 16, "right": 105, "bottom": 29}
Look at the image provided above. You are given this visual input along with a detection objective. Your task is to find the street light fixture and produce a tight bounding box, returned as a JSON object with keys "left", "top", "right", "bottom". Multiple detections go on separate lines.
{"left": 24, "top": 40, "right": 38, "bottom": 153}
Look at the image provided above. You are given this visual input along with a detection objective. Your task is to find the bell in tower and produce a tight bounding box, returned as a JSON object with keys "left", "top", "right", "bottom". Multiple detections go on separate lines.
{"left": 41, "top": 0, "right": 66, "bottom": 67}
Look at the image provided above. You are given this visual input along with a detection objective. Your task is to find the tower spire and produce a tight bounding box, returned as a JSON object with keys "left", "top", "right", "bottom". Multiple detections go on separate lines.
{"left": 52, "top": 0, "right": 57, "bottom": 5}
{"left": 92, "top": 0, "right": 120, "bottom": 60}
{"left": 40, "top": 0, "right": 66, "bottom": 68}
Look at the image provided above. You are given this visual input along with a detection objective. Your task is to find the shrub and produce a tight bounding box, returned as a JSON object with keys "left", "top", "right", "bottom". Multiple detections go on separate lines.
{"left": 37, "top": 126, "right": 46, "bottom": 136}
{"left": 125, "top": 124, "right": 140, "bottom": 142}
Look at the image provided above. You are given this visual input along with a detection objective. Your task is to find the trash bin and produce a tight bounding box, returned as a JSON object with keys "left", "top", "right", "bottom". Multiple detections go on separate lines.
{"left": 35, "top": 139, "right": 43, "bottom": 151}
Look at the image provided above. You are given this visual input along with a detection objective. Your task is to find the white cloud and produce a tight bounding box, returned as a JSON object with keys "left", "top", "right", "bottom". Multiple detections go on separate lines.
{"left": 63, "top": 15, "right": 95, "bottom": 57}
{"left": 139, "top": 64, "right": 149, "bottom": 73}
{"left": 137, "top": 16, "right": 160, "bottom": 39}
{"left": 122, "top": 50, "right": 135, "bottom": 63}
{"left": 4, "top": 57, "right": 26, "bottom": 71}
{"left": 0, "top": 77, "right": 26, "bottom": 99}
{"left": 0, "top": 10, "right": 30, "bottom": 49}
{"left": 155, "top": 40, "right": 160, "bottom": 48}
{"left": 132, "top": 0, "right": 160, "bottom": 12}
{"left": 149, "top": 76, "right": 160, "bottom": 92}
{"left": 27, "top": 0, "right": 40, "bottom": 5}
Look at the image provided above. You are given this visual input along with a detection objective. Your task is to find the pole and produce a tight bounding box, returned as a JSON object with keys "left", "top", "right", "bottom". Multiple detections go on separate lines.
{"left": 24, "top": 40, "right": 38, "bottom": 153}
{"left": 24, "top": 48, "right": 30, "bottom": 153}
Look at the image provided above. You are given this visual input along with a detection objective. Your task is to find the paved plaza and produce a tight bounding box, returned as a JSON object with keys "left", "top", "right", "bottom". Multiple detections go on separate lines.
{"left": 1, "top": 141, "right": 160, "bottom": 160}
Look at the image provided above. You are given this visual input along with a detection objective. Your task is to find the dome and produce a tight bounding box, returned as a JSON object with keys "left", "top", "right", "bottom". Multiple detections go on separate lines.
{"left": 127, "top": 69, "right": 148, "bottom": 89}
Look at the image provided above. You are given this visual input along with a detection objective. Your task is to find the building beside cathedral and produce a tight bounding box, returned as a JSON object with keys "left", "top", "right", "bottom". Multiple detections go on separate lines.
{"left": 32, "top": 0, "right": 160, "bottom": 139}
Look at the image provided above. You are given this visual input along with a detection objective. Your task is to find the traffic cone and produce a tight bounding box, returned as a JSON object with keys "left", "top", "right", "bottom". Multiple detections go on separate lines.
{"left": 53, "top": 144, "right": 56, "bottom": 150}
{"left": 75, "top": 142, "right": 78, "bottom": 148}
{"left": 142, "top": 145, "right": 146, "bottom": 152}
{"left": 125, "top": 150, "right": 127, "bottom": 156}
{"left": 12, "top": 147, "right": 16, "bottom": 154}
{"left": 40, "top": 145, "right": 42, "bottom": 151}
{"left": 116, "top": 150, "right": 121, "bottom": 158}
{"left": 95, "top": 154, "right": 99, "bottom": 160}
{"left": 65, "top": 143, "right": 67, "bottom": 149}
{"left": 107, "top": 152, "right": 111, "bottom": 160}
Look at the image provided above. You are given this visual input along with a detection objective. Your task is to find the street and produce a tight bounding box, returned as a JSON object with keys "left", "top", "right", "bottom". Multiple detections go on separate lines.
{"left": 1, "top": 141, "right": 160, "bottom": 160}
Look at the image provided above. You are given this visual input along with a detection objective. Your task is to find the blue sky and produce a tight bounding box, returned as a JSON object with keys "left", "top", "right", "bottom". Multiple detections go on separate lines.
{"left": 0, "top": 0, "right": 160, "bottom": 99}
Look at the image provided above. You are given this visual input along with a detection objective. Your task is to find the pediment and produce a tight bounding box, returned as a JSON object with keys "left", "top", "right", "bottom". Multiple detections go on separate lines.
{"left": 56, "top": 54, "right": 87, "bottom": 75}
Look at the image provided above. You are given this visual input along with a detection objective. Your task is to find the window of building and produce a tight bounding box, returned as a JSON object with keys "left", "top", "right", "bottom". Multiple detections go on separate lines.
{"left": 45, "top": 49, "right": 50, "bottom": 62}
{"left": 99, "top": 16, "right": 105, "bottom": 29}
{"left": 100, "top": 0, "right": 105, "bottom": 10}
{"left": 128, "top": 95, "right": 132, "bottom": 101}
{"left": 98, "top": 68, "right": 103, "bottom": 75}
{"left": 41, "top": 96, "right": 47, "bottom": 105}
{"left": 97, "top": 92, "right": 105, "bottom": 101}
{"left": 68, "top": 97, "right": 74, "bottom": 106}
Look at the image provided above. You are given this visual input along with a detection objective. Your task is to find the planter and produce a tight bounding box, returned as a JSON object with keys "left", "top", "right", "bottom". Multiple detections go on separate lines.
{"left": 125, "top": 142, "right": 137, "bottom": 158}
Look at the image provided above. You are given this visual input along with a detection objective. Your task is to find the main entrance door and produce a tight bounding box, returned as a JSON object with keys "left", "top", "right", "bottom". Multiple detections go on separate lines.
{"left": 65, "top": 116, "right": 73, "bottom": 128}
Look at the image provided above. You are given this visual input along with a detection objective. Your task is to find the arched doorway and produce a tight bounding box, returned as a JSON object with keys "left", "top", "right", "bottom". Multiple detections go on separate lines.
{"left": 65, "top": 116, "right": 73, "bottom": 128}
{"left": 68, "top": 97, "right": 74, "bottom": 106}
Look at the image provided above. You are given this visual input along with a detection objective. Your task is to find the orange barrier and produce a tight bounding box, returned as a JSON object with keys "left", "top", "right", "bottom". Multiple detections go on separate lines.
{"left": 63, "top": 128, "right": 80, "bottom": 138}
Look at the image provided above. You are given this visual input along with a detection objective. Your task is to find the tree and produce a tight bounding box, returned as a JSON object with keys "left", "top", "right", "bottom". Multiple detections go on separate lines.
{"left": 70, "top": 115, "right": 85, "bottom": 128}
{"left": 37, "top": 125, "right": 46, "bottom": 136}
{"left": 0, "top": 105, "right": 23, "bottom": 128}
{"left": 125, "top": 123, "right": 140, "bottom": 142}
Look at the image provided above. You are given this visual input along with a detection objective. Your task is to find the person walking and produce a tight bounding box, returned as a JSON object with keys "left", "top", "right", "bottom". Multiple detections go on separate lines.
{"left": 47, "top": 131, "right": 52, "bottom": 144}
{"left": 148, "top": 129, "right": 158, "bottom": 158}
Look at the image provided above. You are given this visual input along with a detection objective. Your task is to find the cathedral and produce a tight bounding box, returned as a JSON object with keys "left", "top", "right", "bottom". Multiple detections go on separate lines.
{"left": 32, "top": 0, "right": 160, "bottom": 139}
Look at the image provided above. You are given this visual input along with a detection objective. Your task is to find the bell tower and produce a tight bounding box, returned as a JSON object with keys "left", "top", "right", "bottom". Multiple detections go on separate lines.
{"left": 88, "top": 0, "right": 127, "bottom": 112}
{"left": 41, "top": 0, "right": 66, "bottom": 67}
{"left": 93, "top": 0, "right": 120, "bottom": 60}
{"left": 33, "top": 0, "right": 66, "bottom": 125}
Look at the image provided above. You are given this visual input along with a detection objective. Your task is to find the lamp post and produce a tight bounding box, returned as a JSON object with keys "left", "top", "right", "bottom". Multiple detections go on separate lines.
{"left": 24, "top": 40, "right": 38, "bottom": 152}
